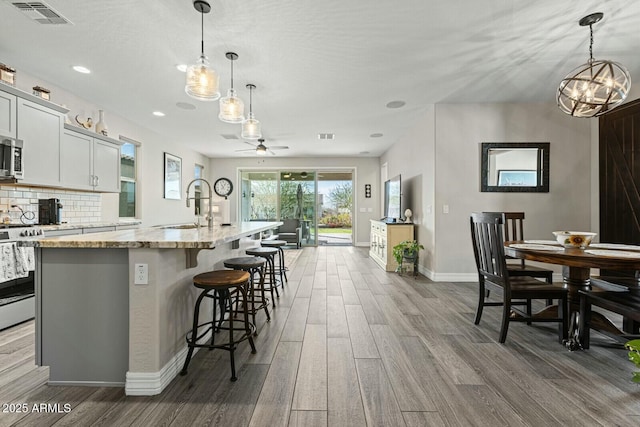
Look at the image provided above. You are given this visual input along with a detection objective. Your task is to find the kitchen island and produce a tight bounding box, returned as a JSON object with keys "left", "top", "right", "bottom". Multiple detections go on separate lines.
{"left": 23, "top": 221, "right": 280, "bottom": 396}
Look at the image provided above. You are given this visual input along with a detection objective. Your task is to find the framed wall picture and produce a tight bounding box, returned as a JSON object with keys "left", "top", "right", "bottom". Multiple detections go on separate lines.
{"left": 164, "top": 152, "right": 182, "bottom": 200}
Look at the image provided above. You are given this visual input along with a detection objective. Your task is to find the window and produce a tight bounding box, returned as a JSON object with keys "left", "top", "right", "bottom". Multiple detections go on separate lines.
{"left": 119, "top": 137, "right": 139, "bottom": 218}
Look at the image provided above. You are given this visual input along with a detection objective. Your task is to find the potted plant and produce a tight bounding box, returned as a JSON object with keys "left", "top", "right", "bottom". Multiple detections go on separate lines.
{"left": 625, "top": 339, "right": 640, "bottom": 383}
{"left": 392, "top": 239, "right": 424, "bottom": 274}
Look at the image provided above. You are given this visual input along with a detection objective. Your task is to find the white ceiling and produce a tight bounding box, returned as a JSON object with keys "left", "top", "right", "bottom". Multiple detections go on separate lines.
{"left": 1, "top": 0, "right": 638, "bottom": 158}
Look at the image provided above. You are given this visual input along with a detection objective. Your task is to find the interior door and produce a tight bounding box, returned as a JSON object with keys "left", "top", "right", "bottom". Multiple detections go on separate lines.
{"left": 599, "top": 98, "right": 640, "bottom": 277}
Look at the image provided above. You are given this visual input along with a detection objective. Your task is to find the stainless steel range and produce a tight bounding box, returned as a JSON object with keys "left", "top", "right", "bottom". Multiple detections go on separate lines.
{"left": 0, "top": 224, "right": 44, "bottom": 330}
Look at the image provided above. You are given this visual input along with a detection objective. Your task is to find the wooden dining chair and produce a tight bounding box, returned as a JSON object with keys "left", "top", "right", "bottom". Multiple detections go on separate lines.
{"left": 470, "top": 212, "right": 568, "bottom": 343}
{"left": 501, "top": 212, "right": 554, "bottom": 283}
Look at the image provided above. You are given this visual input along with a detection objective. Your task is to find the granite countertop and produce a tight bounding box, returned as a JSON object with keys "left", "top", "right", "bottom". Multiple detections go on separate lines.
{"left": 38, "top": 220, "right": 142, "bottom": 231}
{"left": 22, "top": 221, "right": 281, "bottom": 249}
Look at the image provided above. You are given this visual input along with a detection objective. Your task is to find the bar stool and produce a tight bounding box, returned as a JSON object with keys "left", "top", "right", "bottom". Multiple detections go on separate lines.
{"left": 246, "top": 246, "right": 280, "bottom": 307}
{"left": 223, "top": 256, "right": 271, "bottom": 331}
{"left": 261, "top": 239, "right": 288, "bottom": 286}
{"left": 180, "top": 270, "right": 256, "bottom": 382}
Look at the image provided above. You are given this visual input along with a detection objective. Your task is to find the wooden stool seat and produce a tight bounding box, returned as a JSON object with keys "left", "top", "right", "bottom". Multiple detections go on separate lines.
{"left": 223, "top": 257, "right": 265, "bottom": 270}
{"left": 181, "top": 269, "right": 256, "bottom": 382}
{"left": 193, "top": 270, "right": 250, "bottom": 288}
{"left": 246, "top": 246, "right": 278, "bottom": 256}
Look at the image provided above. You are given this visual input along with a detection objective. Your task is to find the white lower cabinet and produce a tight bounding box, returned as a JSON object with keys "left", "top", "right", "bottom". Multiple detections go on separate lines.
{"left": 61, "top": 127, "right": 120, "bottom": 192}
{"left": 369, "top": 220, "right": 415, "bottom": 271}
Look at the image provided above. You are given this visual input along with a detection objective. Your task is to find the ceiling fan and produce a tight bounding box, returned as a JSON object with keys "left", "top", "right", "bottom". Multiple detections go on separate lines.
{"left": 235, "top": 138, "right": 289, "bottom": 156}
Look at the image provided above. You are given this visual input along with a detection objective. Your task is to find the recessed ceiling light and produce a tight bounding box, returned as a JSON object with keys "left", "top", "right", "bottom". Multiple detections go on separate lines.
{"left": 153, "top": 111, "right": 165, "bottom": 117}
{"left": 318, "top": 133, "right": 334, "bottom": 140}
{"left": 72, "top": 65, "right": 91, "bottom": 74}
{"left": 386, "top": 100, "right": 406, "bottom": 109}
{"left": 360, "top": 151, "right": 370, "bottom": 155}
{"left": 176, "top": 102, "right": 196, "bottom": 110}
{"left": 176, "top": 64, "right": 188, "bottom": 72}
{"left": 370, "top": 133, "right": 383, "bottom": 138}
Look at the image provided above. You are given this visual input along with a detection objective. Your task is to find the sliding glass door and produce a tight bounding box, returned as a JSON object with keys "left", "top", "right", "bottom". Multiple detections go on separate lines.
{"left": 280, "top": 171, "right": 317, "bottom": 246}
{"left": 240, "top": 169, "right": 353, "bottom": 247}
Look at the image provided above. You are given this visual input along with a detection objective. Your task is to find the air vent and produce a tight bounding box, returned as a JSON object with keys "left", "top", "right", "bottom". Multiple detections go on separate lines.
{"left": 9, "top": 1, "right": 71, "bottom": 25}
{"left": 220, "top": 134, "right": 239, "bottom": 140}
{"left": 318, "top": 133, "right": 334, "bottom": 140}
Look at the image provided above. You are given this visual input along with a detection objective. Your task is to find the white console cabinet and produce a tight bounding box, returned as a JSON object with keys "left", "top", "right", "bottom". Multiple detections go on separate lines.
{"left": 369, "top": 220, "right": 415, "bottom": 271}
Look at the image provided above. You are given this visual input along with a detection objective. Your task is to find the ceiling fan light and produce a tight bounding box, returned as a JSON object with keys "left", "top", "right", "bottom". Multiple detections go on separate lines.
{"left": 185, "top": 55, "right": 220, "bottom": 101}
{"left": 241, "top": 112, "right": 262, "bottom": 139}
{"left": 219, "top": 88, "right": 245, "bottom": 122}
{"left": 557, "top": 60, "right": 631, "bottom": 117}
{"left": 256, "top": 143, "right": 267, "bottom": 155}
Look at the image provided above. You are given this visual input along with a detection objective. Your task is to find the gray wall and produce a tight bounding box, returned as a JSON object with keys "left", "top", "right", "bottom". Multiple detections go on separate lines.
{"left": 383, "top": 103, "right": 592, "bottom": 281}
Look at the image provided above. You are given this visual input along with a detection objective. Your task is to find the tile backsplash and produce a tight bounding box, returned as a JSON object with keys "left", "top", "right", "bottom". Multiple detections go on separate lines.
{"left": 0, "top": 185, "right": 101, "bottom": 224}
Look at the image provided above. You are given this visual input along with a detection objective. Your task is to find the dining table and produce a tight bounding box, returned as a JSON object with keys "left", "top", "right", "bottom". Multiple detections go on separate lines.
{"left": 504, "top": 240, "right": 640, "bottom": 349}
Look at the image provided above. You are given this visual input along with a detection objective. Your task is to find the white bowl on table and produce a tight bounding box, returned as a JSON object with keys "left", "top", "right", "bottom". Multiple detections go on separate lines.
{"left": 552, "top": 231, "right": 597, "bottom": 249}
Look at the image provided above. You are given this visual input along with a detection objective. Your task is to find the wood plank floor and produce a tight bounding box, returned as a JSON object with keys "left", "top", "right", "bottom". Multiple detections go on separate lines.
{"left": 1, "top": 246, "right": 640, "bottom": 426}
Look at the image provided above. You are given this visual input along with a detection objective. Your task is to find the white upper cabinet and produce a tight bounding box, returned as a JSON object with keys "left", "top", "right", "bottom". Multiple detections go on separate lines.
{"left": 17, "top": 98, "right": 63, "bottom": 186}
{"left": 61, "top": 128, "right": 93, "bottom": 190}
{"left": 0, "top": 90, "right": 17, "bottom": 137}
{"left": 92, "top": 138, "right": 120, "bottom": 192}
{"left": 61, "top": 126, "right": 120, "bottom": 192}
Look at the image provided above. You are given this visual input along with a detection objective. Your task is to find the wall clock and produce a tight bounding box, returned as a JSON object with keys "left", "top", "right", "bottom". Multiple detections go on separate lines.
{"left": 214, "top": 177, "right": 233, "bottom": 198}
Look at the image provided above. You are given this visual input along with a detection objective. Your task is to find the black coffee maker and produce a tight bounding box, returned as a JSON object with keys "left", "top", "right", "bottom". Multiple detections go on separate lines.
{"left": 38, "top": 198, "right": 63, "bottom": 225}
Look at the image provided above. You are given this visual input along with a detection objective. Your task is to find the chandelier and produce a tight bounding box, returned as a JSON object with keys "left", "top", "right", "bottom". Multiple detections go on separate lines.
{"left": 557, "top": 12, "right": 631, "bottom": 118}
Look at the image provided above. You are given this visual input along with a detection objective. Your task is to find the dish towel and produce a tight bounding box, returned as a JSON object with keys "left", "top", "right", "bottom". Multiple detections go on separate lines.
{"left": 0, "top": 242, "right": 33, "bottom": 283}
{"left": 13, "top": 244, "right": 34, "bottom": 276}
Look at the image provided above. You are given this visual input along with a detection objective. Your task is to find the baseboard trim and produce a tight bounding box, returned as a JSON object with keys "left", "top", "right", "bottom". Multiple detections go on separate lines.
{"left": 125, "top": 331, "right": 211, "bottom": 396}
{"left": 430, "top": 272, "right": 478, "bottom": 282}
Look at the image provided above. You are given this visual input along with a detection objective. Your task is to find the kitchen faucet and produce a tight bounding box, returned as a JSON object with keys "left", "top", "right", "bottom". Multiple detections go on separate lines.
{"left": 185, "top": 178, "right": 213, "bottom": 229}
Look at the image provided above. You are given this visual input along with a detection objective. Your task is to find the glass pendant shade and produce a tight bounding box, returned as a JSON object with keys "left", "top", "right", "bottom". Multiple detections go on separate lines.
{"left": 557, "top": 59, "right": 631, "bottom": 117}
{"left": 241, "top": 112, "right": 262, "bottom": 139}
{"left": 219, "top": 88, "right": 245, "bottom": 123}
{"left": 185, "top": 55, "right": 220, "bottom": 101}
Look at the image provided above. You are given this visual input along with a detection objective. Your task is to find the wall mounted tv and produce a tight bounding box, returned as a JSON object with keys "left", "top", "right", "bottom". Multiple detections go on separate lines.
{"left": 383, "top": 174, "right": 402, "bottom": 223}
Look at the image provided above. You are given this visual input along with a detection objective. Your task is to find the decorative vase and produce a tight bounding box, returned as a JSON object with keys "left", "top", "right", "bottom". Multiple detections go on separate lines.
{"left": 95, "top": 110, "right": 108, "bottom": 136}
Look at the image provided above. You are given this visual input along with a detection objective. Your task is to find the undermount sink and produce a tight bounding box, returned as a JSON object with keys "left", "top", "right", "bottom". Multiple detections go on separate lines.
{"left": 161, "top": 224, "right": 205, "bottom": 229}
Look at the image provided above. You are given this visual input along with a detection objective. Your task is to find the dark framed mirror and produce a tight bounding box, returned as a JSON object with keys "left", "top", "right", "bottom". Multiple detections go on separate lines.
{"left": 480, "top": 142, "right": 550, "bottom": 192}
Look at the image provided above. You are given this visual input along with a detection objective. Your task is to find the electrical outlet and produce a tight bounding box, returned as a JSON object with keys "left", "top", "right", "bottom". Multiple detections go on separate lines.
{"left": 443, "top": 204, "right": 450, "bottom": 214}
{"left": 135, "top": 263, "right": 148, "bottom": 285}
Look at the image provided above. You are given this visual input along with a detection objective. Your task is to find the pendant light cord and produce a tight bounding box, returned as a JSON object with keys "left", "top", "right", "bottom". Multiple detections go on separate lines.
{"left": 200, "top": 10, "right": 204, "bottom": 56}
{"left": 249, "top": 86, "right": 253, "bottom": 113}
{"left": 230, "top": 58, "right": 234, "bottom": 89}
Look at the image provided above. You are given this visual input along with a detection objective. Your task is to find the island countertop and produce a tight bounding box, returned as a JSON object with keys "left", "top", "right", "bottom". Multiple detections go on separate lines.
{"left": 23, "top": 221, "right": 281, "bottom": 249}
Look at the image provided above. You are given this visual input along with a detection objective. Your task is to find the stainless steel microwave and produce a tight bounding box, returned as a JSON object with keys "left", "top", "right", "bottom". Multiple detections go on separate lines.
{"left": 0, "top": 136, "right": 24, "bottom": 180}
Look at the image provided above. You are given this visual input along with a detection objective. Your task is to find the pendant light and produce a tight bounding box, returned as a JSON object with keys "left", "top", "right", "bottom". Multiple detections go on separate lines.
{"left": 557, "top": 12, "right": 631, "bottom": 118}
{"left": 219, "top": 52, "right": 245, "bottom": 123}
{"left": 184, "top": 0, "right": 220, "bottom": 101}
{"left": 241, "top": 83, "right": 262, "bottom": 139}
